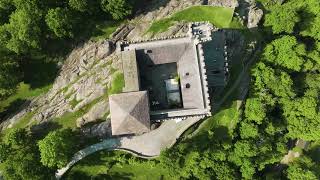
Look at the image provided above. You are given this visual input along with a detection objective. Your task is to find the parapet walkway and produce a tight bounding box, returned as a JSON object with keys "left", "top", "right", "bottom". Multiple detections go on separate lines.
{"left": 56, "top": 116, "right": 202, "bottom": 179}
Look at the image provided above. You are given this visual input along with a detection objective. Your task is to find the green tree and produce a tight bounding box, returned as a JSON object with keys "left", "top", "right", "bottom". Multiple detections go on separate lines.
{"left": 0, "top": 57, "right": 21, "bottom": 99}
{"left": 5, "top": 9, "right": 43, "bottom": 54}
{"left": 286, "top": 156, "right": 319, "bottom": 180}
{"left": 264, "top": 3, "right": 299, "bottom": 34}
{"left": 69, "top": 0, "right": 89, "bottom": 12}
{"left": 301, "top": 16, "right": 320, "bottom": 41}
{"left": 0, "top": 0, "right": 14, "bottom": 24}
{"left": 281, "top": 97, "right": 320, "bottom": 141}
{"left": 297, "top": 0, "right": 320, "bottom": 40}
{"left": 46, "top": 8, "right": 76, "bottom": 38}
{"left": 228, "top": 140, "right": 258, "bottom": 166}
{"left": 101, "top": 0, "right": 132, "bottom": 20}
{"left": 263, "top": 36, "right": 306, "bottom": 71}
{"left": 38, "top": 128, "right": 77, "bottom": 168}
{"left": 4, "top": 128, "right": 29, "bottom": 145}
{"left": 0, "top": 142, "right": 9, "bottom": 162}
{"left": 251, "top": 62, "right": 296, "bottom": 98}
{"left": 304, "top": 73, "right": 320, "bottom": 98}
{"left": 244, "top": 98, "right": 266, "bottom": 124}
{"left": 240, "top": 122, "right": 259, "bottom": 139}
{"left": 240, "top": 160, "right": 255, "bottom": 179}
{"left": 1, "top": 128, "right": 52, "bottom": 180}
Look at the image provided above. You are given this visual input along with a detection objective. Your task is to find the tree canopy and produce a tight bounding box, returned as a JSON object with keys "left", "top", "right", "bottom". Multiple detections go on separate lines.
{"left": 263, "top": 36, "right": 306, "bottom": 71}
{"left": 0, "top": 128, "right": 53, "bottom": 179}
{"left": 38, "top": 128, "right": 77, "bottom": 168}
{"left": 0, "top": 56, "right": 21, "bottom": 99}
{"left": 46, "top": 8, "right": 76, "bottom": 38}
{"left": 264, "top": 3, "right": 300, "bottom": 34}
{"left": 101, "top": 0, "right": 132, "bottom": 20}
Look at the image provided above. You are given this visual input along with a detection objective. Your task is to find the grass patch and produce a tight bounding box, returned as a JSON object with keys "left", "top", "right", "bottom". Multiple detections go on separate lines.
{"left": 91, "top": 21, "right": 123, "bottom": 41}
{"left": 66, "top": 150, "right": 171, "bottom": 180}
{"left": 1, "top": 110, "right": 37, "bottom": 136}
{"left": 0, "top": 83, "right": 51, "bottom": 116}
{"left": 229, "top": 16, "right": 246, "bottom": 29}
{"left": 69, "top": 98, "right": 83, "bottom": 109}
{"left": 108, "top": 163, "right": 170, "bottom": 180}
{"left": 53, "top": 111, "right": 84, "bottom": 129}
{"left": 108, "top": 72, "right": 125, "bottom": 95}
{"left": 199, "top": 101, "right": 240, "bottom": 136}
{"left": 54, "top": 93, "right": 108, "bottom": 129}
{"left": 148, "top": 6, "right": 235, "bottom": 34}
{"left": 64, "top": 90, "right": 75, "bottom": 100}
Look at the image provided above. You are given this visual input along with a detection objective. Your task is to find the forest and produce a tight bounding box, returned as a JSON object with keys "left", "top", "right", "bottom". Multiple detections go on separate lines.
{"left": 0, "top": 0, "right": 320, "bottom": 179}
{"left": 158, "top": 0, "right": 320, "bottom": 179}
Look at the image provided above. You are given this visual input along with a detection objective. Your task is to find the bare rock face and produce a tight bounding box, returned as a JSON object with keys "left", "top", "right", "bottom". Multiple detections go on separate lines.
{"left": 0, "top": 40, "right": 121, "bottom": 131}
{"left": 33, "top": 40, "right": 120, "bottom": 124}
{"left": 247, "top": 4, "right": 263, "bottom": 28}
{"left": 52, "top": 40, "right": 113, "bottom": 91}
{"left": 208, "top": 0, "right": 239, "bottom": 8}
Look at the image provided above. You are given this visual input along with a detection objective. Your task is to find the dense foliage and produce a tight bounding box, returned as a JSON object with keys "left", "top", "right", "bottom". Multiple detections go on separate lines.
{"left": 0, "top": 55, "right": 21, "bottom": 99}
{"left": 38, "top": 129, "right": 77, "bottom": 168}
{"left": 0, "top": 0, "right": 135, "bottom": 101}
{"left": 0, "top": 128, "right": 80, "bottom": 179}
{"left": 157, "top": 0, "right": 320, "bottom": 179}
{"left": 0, "top": 129, "right": 53, "bottom": 179}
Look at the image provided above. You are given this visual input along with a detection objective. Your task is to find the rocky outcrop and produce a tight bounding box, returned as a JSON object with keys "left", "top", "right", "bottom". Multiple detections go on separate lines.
{"left": 34, "top": 40, "right": 121, "bottom": 123}
{"left": 208, "top": 0, "right": 239, "bottom": 8}
{"left": 236, "top": 0, "right": 263, "bottom": 29}
{"left": 0, "top": 40, "right": 121, "bottom": 131}
{"left": 247, "top": 4, "right": 263, "bottom": 28}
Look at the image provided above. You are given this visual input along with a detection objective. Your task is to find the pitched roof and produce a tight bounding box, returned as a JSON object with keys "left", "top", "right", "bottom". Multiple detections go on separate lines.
{"left": 109, "top": 91, "right": 150, "bottom": 136}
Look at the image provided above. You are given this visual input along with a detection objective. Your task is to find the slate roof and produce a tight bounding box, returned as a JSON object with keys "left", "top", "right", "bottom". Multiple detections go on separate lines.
{"left": 109, "top": 91, "right": 150, "bottom": 136}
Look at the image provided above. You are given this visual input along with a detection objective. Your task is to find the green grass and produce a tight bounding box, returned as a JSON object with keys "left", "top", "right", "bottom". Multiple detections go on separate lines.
{"left": 148, "top": 6, "right": 235, "bottom": 34}
{"left": 91, "top": 21, "right": 123, "bottom": 41}
{"left": 0, "top": 110, "right": 37, "bottom": 136}
{"left": 199, "top": 101, "right": 240, "bottom": 135}
{"left": 53, "top": 111, "right": 83, "bottom": 129}
{"left": 64, "top": 90, "right": 75, "bottom": 100}
{"left": 66, "top": 150, "right": 171, "bottom": 180}
{"left": 54, "top": 93, "right": 108, "bottom": 129}
{"left": 0, "top": 83, "right": 51, "bottom": 114}
{"left": 229, "top": 16, "right": 246, "bottom": 29}
{"left": 108, "top": 72, "right": 125, "bottom": 95}
{"left": 108, "top": 163, "right": 170, "bottom": 180}
{"left": 69, "top": 98, "right": 82, "bottom": 109}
